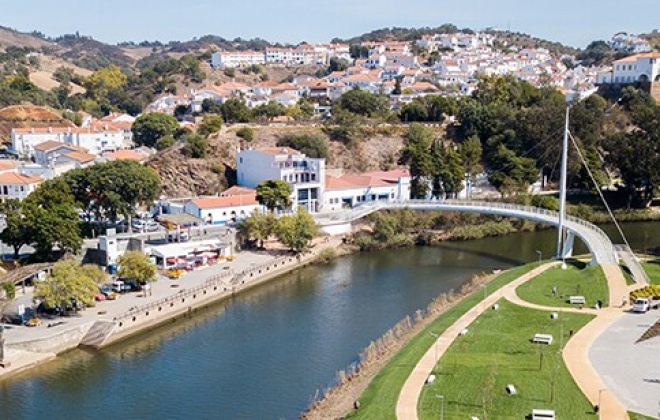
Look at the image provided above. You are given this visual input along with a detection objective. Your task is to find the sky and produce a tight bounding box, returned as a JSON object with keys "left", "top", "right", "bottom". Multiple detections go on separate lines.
{"left": 2, "top": 0, "right": 659, "bottom": 48}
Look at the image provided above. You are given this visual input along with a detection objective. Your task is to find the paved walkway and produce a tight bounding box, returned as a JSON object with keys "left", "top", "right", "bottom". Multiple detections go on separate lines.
{"left": 395, "top": 263, "right": 557, "bottom": 420}
{"left": 395, "top": 262, "right": 631, "bottom": 420}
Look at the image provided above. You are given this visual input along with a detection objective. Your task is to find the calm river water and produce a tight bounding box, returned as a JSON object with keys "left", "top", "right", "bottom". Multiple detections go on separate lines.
{"left": 1, "top": 222, "right": 658, "bottom": 419}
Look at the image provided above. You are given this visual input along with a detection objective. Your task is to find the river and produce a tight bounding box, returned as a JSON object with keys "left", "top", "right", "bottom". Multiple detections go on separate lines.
{"left": 1, "top": 222, "right": 658, "bottom": 419}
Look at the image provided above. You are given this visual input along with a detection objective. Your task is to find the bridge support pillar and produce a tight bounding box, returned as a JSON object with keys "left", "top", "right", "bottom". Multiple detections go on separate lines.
{"left": 560, "top": 231, "right": 575, "bottom": 260}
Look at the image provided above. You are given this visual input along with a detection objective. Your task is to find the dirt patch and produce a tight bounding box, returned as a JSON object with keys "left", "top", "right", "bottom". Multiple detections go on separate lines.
{"left": 0, "top": 105, "right": 73, "bottom": 144}
{"left": 637, "top": 318, "right": 660, "bottom": 343}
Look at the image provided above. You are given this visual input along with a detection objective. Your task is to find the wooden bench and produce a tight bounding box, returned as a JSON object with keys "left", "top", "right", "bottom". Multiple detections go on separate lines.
{"left": 568, "top": 296, "right": 586, "bottom": 305}
{"left": 531, "top": 409, "right": 555, "bottom": 419}
{"left": 532, "top": 333, "right": 553, "bottom": 345}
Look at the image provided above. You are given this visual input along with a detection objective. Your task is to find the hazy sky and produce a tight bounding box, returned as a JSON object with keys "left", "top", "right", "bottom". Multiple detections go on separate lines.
{"left": 2, "top": 0, "right": 659, "bottom": 48}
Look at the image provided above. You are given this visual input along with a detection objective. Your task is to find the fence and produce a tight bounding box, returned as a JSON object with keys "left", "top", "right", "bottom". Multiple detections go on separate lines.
{"left": 112, "top": 254, "right": 302, "bottom": 327}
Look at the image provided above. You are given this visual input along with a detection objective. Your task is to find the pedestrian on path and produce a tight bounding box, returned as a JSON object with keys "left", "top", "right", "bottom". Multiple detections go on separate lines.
{"left": 552, "top": 285, "right": 557, "bottom": 297}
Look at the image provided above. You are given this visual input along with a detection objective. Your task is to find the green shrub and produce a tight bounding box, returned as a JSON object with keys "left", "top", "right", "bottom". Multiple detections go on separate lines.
{"left": 236, "top": 127, "right": 254, "bottom": 141}
{"left": 316, "top": 247, "right": 338, "bottom": 264}
{"left": 2, "top": 281, "right": 16, "bottom": 300}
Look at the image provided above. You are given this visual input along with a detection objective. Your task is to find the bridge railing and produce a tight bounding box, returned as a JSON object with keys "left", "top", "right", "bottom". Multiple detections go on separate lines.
{"left": 316, "top": 198, "right": 618, "bottom": 263}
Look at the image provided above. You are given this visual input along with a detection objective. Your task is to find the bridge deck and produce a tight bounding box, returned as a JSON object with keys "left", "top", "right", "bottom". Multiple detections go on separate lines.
{"left": 315, "top": 200, "right": 618, "bottom": 265}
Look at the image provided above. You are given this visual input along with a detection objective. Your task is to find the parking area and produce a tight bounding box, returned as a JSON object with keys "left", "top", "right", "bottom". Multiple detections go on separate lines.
{"left": 589, "top": 308, "right": 660, "bottom": 418}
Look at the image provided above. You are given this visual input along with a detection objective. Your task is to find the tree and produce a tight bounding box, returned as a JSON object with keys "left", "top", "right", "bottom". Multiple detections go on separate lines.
{"left": 183, "top": 134, "right": 208, "bottom": 158}
{"left": 22, "top": 179, "right": 82, "bottom": 260}
{"left": 155, "top": 134, "right": 175, "bottom": 150}
{"left": 220, "top": 97, "right": 252, "bottom": 123}
{"left": 236, "top": 127, "right": 254, "bottom": 141}
{"left": 399, "top": 123, "right": 434, "bottom": 198}
{"left": 34, "top": 259, "right": 101, "bottom": 311}
{"left": 274, "top": 207, "right": 318, "bottom": 253}
{"left": 197, "top": 115, "right": 223, "bottom": 137}
{"left": 64, "top": 160, "right": 161, "bottom": 225}
{"left": 239, "top": 211, "right": 276, "bottom": 248}
{"left": 487, "top": 144, "right": 538, "bottom": 197}
{"left": 253, "top": 101, "right": 286, "bottom": 121}
{"left": 256, "top": 180, "right": 292, "bottom": 212}
{"left": 334, "top": 88, "right": 388, "bottom": 117}
{"left": 0, "top": 199, "right": 31, "bottom": 258}
{"left": 276, "top": 133, "right": 329, "bottom": 159}
{"left": 131, "top": 112, "right": 179, "bottom": 148}
{"left": 84, "top": 65, "right": 128, "bottom": 100}
{"left": 459, "top": 136, "right": 483, "bottom": 197}
{"left": 117, "top": 251, "right": 156, "bottom": 284}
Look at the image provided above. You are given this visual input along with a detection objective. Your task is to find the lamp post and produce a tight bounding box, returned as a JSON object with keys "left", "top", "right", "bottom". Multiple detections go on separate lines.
{"left": 597, "top": 388, "right": 606, "bottom": 419}
{"left": 430, "top": 332, "right": 439, "bottom": 366}
{"left": 535, "top": 250, "right": 542, "bottom": 266}
{"left": 436, "top": 394, "right": 444, "bottom": 420}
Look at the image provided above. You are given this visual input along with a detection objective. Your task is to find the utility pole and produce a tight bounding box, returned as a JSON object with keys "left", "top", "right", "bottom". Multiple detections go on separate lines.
{"left": 556, "top": 105, "right": 570, "bottom": 267}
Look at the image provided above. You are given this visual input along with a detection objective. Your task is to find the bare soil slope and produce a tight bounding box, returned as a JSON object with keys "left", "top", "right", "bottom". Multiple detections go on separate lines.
{"left": 148, "top": 124, "right": 440, "bottom": 198}
{"left": 0, "top": 105, "right": 73, "bottom": 145}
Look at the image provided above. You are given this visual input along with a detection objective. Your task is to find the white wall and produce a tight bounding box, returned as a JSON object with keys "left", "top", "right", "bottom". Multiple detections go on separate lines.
{"left": 184, "top": 202, "right": 261, "bottom": 224}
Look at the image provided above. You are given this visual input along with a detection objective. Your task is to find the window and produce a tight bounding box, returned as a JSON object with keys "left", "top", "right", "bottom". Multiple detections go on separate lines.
{"left": 239, "top": 157, "right": 243, "bottom": 164}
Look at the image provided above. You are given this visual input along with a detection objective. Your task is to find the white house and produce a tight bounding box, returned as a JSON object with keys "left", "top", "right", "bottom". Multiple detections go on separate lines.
{"left": 322, "top": 169, "right": 411, "bottom": 212}
{"left": 211, "top": 50, "right": 266, "bottom": 68}
{"left": 183, "top": 193, "right": 260, "bottom": 225}
{"left": 236, "top": 147, "right": 325, "bottom": 213}
{"left": 0, "top": 172, "right": 43, "bottom": 202}
{"left": 32, "top": 141, "right": 87, "bottom": 166}
{"left": 610, "top": 53, "right": 660, "bottom": 84}
{"left": 12, "top": 125, "right": 128, "bottom": 158}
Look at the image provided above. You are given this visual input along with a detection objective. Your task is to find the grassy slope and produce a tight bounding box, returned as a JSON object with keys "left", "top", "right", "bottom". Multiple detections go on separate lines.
{"left": 419, "top": 300, "right": 595, "bottom": 419}
{"left": 641, "top": 261, "right": 660, "bottom": 285}
{"left": 516, "top": 261, "right": 609, "bottom": 308}
{"left": 347, "top": 264, "right": 537, "bottom": 419}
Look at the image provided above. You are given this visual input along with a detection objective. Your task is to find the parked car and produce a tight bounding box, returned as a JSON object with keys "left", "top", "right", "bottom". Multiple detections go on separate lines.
{"left": 99, "top": 284, "right": 114, "bottom": 296}
{"left": 105, "top": 292, "right": 119, "bottom": 300}
{"left": 94, "top": 293, "right": 106, "bottom": 301}
{"left": 25, "top": 318, "right": 42, "bottom": 327}
{"left": 132, "top": 219, "right": 160, "bottom": 232}
{"left": 633, "top": 298, "right": 650, "bottom": 313}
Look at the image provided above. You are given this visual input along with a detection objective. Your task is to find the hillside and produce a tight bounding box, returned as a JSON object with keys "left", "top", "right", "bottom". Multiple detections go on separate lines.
{"left": 148, "top": 125, "right": 423, "bottom": 198}
{"left": 0, "top": 26, "right": 53, "bottom": 51}
{"left": 0, "top": 105, "right": 73, "bottom": 145}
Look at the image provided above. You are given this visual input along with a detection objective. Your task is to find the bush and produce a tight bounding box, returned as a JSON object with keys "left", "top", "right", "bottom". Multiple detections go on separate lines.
{"left": 236, "top": 127, "right": 254, "bottom": 141}
{"left": 316, "top": 247, "right": 338, "bottom": 264}
{"left": 155, "top": 134, "right": 175, "bottom": 150}
{"left": 183, "top": 134, "right": 208, "bottom": 158}
{"left": 223, "top": 67, "right": 236, "bottom": 78}
{"left": 276, "top": 133, "right": 328, "bottom": 159}
{"left": 2, "top": 281, "right": 16, "bottom": 300}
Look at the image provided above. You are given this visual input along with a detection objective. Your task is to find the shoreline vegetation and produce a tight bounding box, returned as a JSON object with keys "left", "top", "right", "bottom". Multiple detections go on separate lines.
{"left": 301, "top": 264, "right": 537, "bottom": 419}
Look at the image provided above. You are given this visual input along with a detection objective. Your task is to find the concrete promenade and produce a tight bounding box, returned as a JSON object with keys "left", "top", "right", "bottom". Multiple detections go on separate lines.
{"left": 0, "top": 237, "right": 340, "bottom": 380}
{"left": 395, "top": 262, "right": 631, "bottom": 420}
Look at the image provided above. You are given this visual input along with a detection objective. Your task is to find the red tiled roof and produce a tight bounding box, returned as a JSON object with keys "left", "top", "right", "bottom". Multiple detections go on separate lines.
{"left": 0, "top": 172, "right": 42, "bottom": 185}
{"left": 220, "top": 186, "right": 256, "bottom": 196}
{"left": 32, "top": 141, "right": 86, "bottom": 153}
{"left": 105, "top": 150, "right": 143, "bottom": 161}
{"left": 190, "top": 193, "right": 257, "bottom": 209}
{"left": 64, "top": 151, "right": 96, "bottom": 163}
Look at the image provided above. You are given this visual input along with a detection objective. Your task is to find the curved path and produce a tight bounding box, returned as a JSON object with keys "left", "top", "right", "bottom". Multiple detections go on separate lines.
{"left": 316, "top": 200, "right": 618, "bottom": 265}
{"left": 395, "top": 262, "right": 630, "bottom": 420}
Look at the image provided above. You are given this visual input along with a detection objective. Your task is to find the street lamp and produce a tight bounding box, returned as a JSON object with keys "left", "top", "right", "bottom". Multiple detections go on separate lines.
{"left": 430, "top": 332, "right": 439, "bottom": 366}
{"left": 597, "top": 388, "right": 606, "bottom": 418}
{"left": 436, "top": 394, "right": 444, "bottom": 420}
{"left": 535, "top": 250, "right": 542, "bottom": 266}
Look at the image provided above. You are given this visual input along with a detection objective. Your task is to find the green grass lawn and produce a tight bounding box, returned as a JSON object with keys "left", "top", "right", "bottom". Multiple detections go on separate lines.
{"left": 641, "top": 260, "right": 660, "bottom": 285}
{"left": 516, "top": 260, "right": 609, "bottom": 308}
{"left": 419, "top": 299, "right": 595, "bottom": 419}
{"left": 628, "top": 411, "right": 658, "bottom": 420}
{"left": 347, "top": 264, "right": 538, "bottom": 420}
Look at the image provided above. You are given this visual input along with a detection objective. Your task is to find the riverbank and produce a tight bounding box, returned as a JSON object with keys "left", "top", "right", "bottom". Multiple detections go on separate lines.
{"left": 0, "top": 237, "right": 345, "bottom": 381}
{"left": 301, "top": 264, "right": 538, "bottom": 419}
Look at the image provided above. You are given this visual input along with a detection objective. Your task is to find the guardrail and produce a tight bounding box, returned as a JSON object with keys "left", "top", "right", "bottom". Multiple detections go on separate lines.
{"left": 315, "top": 198, "right": 618, "bottom": 264}
{"left": 112, "top": 254, "right": 301, "bottom": 325}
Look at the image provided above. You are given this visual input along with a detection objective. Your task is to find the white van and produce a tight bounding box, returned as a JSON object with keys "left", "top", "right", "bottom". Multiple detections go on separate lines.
{"left": 633, "top": 298, "right": 650, "bottom": 313}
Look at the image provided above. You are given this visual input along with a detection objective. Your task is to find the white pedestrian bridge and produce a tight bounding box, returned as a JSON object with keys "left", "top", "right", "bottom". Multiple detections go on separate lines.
{"left": 315, "top": 199, "right": 619, "bottom": 266}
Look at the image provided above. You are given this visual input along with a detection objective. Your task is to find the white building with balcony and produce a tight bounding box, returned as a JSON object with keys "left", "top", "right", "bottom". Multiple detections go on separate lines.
{"left": 606, "top": 53, "right": 660, "bottom": 84}
{"left": 236, "top": 147, "right": 325, "bottom": 213}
